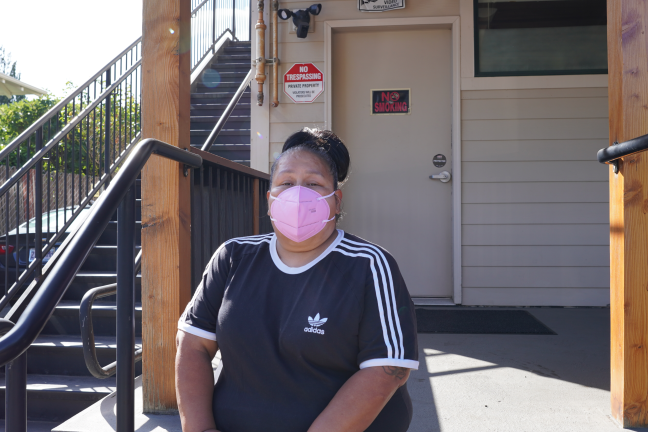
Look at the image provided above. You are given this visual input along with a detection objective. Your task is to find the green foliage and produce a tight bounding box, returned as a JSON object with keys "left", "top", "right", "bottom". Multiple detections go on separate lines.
{"left": 0, "top": 83, "right": 141, "bottom": 175}
{"left": 0, "top": 94, "right": 59, "bottom": 145}
{"left": 0, "top": 46, "right": 26, "bottom": 106}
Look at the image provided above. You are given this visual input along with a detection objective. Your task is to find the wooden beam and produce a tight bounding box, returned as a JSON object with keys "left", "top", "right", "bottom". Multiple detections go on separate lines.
{"left": 141, "top": 0, "right": 192, "bottom": 414}
{"left": 608, "top": 0, "right": 648, "bottom": 426}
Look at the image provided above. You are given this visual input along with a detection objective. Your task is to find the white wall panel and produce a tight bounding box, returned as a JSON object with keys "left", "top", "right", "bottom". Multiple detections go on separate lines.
{"left": 462, "top": 224, "right": 609, "bottom": 246}
{"left": 461, "top": 86, "right": 609, "bottom": 306}
{"left": 462, "top": 287, "right": 610, "bottom": 306}
{"left": 462, "top": 182, "right": 608, "bottom": 203}
{"left": 463, "top": 245, "right": 609, "bottom": 267}
{"left": 462, "top": 203, "right": 609, "bottom": 224}
{"left": 463, "top": 266, "right": 609, "bottom": 288}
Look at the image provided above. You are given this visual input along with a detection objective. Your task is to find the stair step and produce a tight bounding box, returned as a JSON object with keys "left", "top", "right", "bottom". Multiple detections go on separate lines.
{"left": 190, "top": 129, "right": 250, "bottom": 136}
{"left": 80, "top": 245, "right": 142, "bottom": 272}
{"left": 27, "top": 334, "right": 142, "bottom": 377}
{"left": 204, "top": 70, "right": 249, "bottom": 77}
{"left": 0, "top": 374, "right": 115, "bottom": 422}
{"left": 195, "top": 81, "right": 248, "bottom": 91}
{"left": 97, "top": 221, "right": 142, "bottom": 246}
{"left": 65, "top": 273, "right": 142, "bottom": 303}
{"left": 190, "top": 103, "right": 250, "bottom": 116}
{"left": 191, "top": 144, "right": 251, "bottom": 162}
{"left": 192, "top": 90, "right": 251, "bottom": 98}
{"left": 216, "top": 54, "right": 252, "bottom": 62}
{"left": 191, "top": 120, "right": 251, "bottom": 130}
{"left": 212, "top": 63, "right": 251, "bottom": 71}
{"left": 41, "top": 300, "right": 143, "bottom": 337}
{"left": 191, "top": 116, "right": 250, "bottom": 124}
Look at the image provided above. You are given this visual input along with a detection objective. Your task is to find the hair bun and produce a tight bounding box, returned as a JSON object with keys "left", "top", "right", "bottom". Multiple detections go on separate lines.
{"left": 281, "top": 128, "right": 350, "bottom": 183}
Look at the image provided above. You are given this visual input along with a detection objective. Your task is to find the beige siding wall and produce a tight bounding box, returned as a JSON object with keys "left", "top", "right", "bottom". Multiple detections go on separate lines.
{"left": 260, "top": 0, "right": 461, "bottom": 172}
{"left": 250, "top": 0, "right": 611, "bottom": 306}
{"left": 461, "top": 88, "right": 610, "bottom": 306}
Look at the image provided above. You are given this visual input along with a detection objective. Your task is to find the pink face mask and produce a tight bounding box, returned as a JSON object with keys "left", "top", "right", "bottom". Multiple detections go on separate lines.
{"left": 270, "top": 186, "right": 336, "bottom": 243}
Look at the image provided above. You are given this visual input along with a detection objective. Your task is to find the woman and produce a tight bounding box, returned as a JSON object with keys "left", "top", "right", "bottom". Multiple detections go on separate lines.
{"left": 176, "top": 128, "right": 419, "bottom": 432}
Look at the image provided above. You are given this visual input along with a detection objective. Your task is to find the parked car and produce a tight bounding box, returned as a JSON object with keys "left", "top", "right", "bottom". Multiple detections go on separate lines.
{"left": 0, "top": 206, "right": 92, "bottom": 294}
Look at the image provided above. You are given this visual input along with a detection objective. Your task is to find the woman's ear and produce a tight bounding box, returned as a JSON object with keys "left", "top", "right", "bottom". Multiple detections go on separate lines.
{"left": 334, "top": 189, "right": 343, "bottom": 214}
{"left": 266, "top": 190, "right": 271, "bottom": 216}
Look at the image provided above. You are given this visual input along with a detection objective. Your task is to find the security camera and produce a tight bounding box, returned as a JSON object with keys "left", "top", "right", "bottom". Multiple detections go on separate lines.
{"left": 278, "top": 4, "right": 322, "bottom": 39}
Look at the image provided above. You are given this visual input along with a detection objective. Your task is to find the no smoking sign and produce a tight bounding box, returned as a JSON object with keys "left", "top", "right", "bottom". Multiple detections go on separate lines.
{"left": 284, "top": 63, "right": 324, "bottom": 104}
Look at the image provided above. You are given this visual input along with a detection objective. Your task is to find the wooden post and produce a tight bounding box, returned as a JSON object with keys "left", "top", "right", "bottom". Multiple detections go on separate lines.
{"left": 141, "top": 0, "right": 192, "bottom": 413}
{"left": 608, "top": 0, "right": 648, "bottom": 426}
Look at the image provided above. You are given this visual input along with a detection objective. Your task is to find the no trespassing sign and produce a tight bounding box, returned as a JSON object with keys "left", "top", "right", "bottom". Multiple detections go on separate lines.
{"left": 284, "top": 63, "right": 324, "bottom": 104}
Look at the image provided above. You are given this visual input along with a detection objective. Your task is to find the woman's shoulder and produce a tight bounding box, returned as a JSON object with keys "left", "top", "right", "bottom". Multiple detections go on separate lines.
{"left": 216, "top": 233, "right": 274, "bottom": 259}
{"left": 336, "top": 231, "right": 399, "bottom": 268}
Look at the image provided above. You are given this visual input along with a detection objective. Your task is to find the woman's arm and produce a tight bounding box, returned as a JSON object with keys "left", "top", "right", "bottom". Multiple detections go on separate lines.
{"left": 175, "top": 330, "right": 220, "bottom": 432}
{"left": 308, "top": 365, "right": 411, "bottom": 432}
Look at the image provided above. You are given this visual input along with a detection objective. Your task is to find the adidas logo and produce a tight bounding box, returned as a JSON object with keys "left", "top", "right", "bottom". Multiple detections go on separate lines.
{"left": 304, "top": 313, "right": 327, "bottom": 335}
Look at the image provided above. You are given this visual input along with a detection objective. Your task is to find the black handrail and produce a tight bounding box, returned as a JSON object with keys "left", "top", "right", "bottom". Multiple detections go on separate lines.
{"left": 201, "top": 68, "right": 253, "bottom": 152}
{"left": 0, "top": 139, "right": 201, "bottom": 432}
{"left": 0, "top": 139, "right": 201, "bottom": 365}
{"left": 597, "top": 133, "right": 648, "bottom": 165}
{"left": 80, "top": 251, "right": 143, "bottom": 379}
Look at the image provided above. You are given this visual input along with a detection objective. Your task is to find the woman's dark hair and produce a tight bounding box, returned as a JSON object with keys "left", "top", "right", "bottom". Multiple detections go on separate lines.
{"left": 270, "top": 128, "right": 350, "bottom": 190}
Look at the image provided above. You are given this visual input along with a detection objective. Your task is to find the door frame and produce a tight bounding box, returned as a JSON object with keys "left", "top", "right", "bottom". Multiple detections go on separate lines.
{"left": 324, "top": 16, "right": 463, "bottom": 304}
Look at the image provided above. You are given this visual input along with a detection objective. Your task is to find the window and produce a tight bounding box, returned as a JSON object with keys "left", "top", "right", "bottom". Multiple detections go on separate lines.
{"left": 474, "top": 0, "right": 608, "bottom": 76}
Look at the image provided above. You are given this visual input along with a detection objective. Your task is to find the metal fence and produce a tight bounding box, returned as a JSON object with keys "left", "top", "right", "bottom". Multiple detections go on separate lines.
{"left": 191, "top": 149, "right": 271, "bottom": 290}
{"left": 191, "top": 0, "right": 251, "bottom": 72}
{"left": 0, "top": 40, "right": 142, "bottom": 310}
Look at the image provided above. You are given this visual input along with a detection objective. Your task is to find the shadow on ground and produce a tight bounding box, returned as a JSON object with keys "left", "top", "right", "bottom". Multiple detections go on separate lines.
{"left": 408, "top": 307, "right": 618, "bottom": 432}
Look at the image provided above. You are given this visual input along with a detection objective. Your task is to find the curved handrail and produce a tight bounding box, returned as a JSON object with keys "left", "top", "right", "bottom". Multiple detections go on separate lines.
{"left": 0, "top": 319, "right": 14, "bottom": 336}
{"left": 201, "top": 68, "right": 253, "bottom": 152}
{"left": 80, "top": 251, "right": 143, "bottom": 379}
{"left": 0, "top": 139, "right": 202, "bottom": 366}
{"left": 597, "top": 133, "right": 648, "bottom": 165}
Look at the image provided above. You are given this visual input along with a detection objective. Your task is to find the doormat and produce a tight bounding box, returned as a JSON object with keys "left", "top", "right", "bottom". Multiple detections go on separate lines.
{"left": 415, "top": 309, "right": 556, "bottom": 335}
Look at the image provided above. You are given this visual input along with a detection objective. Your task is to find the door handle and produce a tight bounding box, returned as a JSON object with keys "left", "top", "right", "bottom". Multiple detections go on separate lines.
{"left": 429, "top": 171, "right": 451, "bottom": 183}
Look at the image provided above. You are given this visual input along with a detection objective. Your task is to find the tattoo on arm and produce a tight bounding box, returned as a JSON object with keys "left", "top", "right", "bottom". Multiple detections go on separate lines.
{"left": 381, "top": 366, "right": 407, "bottom": 380}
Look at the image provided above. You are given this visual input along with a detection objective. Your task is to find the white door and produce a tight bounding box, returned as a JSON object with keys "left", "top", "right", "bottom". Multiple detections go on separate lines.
{"left": 333, "top": 27, "right": 453, "bottom": 298}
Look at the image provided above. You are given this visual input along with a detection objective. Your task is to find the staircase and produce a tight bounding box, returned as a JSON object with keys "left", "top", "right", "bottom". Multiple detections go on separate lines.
{"left": 190, "top": 40, "right": 252, "bottom": 166}
{"left": 0, "top": 40, "right": 252, "bottom": 431}
{"left": 0, "top": 180, "right": 143, "bottom": 428}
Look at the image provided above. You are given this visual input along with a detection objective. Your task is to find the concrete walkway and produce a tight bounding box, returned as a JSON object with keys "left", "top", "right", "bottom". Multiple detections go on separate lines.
{"left": 408, "top": 307, "right": 626, "bottom": 432}
{"left": 22, "top": 307, "right": 639, "bottom": 431}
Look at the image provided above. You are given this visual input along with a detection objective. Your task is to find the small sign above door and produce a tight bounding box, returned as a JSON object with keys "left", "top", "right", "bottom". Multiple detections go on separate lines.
{"left": 359, "top": 0, "right": 405, "bottom": 12}
{"left": 371, "top": 89, "right": 410, "bottom": 115}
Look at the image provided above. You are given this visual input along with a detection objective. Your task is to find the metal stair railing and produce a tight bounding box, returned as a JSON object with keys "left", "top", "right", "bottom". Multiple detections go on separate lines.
{"left": 597, "top": 133, "right": 648, "bottom": 172}
{"left": 191, "top": 0, "right": 251, "bottom": 72}
{"left": 80, "top": 250, "right": 143, "bottom": 379}
{"left": 0, "top": 40, "right": 143, "bottom": 314}
{"left": 0, "top": 0, "right": 250, "bottom": 319}
{"left": 0, "top": 138, "right": 203, "bottom": 432}
{"left": 201, "top": 68, "right": 253, "bottom": 152}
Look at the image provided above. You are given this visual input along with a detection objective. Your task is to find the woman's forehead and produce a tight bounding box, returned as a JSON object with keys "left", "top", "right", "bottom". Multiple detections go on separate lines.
{"left": 275, "top": 150, "right": 330, "bottom": 176}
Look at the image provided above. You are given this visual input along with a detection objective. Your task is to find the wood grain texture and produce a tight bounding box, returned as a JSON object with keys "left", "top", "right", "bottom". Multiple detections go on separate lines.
{"left": 141, "top": 0, "right": 191, "bottom": 414}
{"left": 608, "top": 0, "right": 648, "bottom": 425}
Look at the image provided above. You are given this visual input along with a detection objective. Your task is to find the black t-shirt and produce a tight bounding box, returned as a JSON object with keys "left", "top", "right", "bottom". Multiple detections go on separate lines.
{"left": 179, "top": 230, "right": 419, "bottom": 432}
